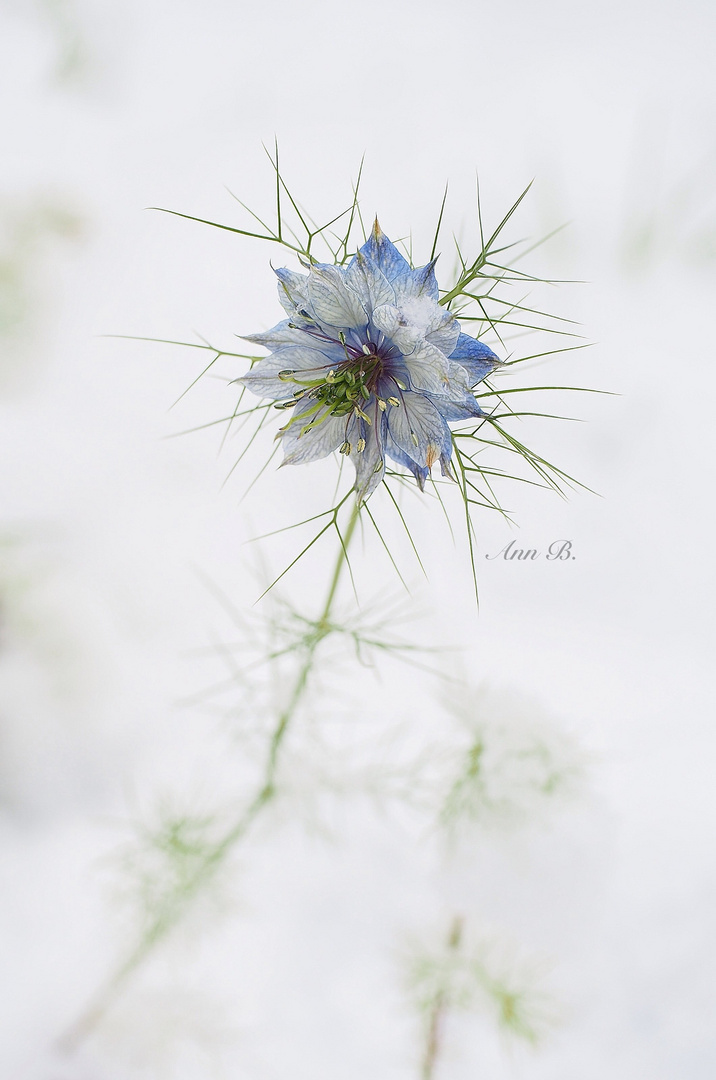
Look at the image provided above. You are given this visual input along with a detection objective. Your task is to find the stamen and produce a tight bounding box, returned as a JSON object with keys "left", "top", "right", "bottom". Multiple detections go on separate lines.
{"left": 373, "top": 459, "right": 383, "bottom": 473}
{"left": 377, "top": 399, "right": 387, "bottom": 411}
{"left": 340, "top": 441, "right": 352, "bottom": 455}
{"left": 362, "top": 343, "right": 372, "bottom": 355}
{"left": 394, "top": 378, "right": 408, "bottom": 390}
{"left": 353, "top": 406, "right": 372, "bottom": 424}
{"left": 274, "top": 400, "right": 297, "bottom": 409}
{"left": 410, "top": 431, "right": 419, "bottom": 446}
{"left": 387, "top": 396, "right": 400, "bottom": 407}
{"left": 325, "top": 370, "right": 336, "bottom": 383}
{"left": 356, "top": 438, "right": 366, "bottom": 453}
{"left": 278, "top": 369, "right": 295, "bottom": 379}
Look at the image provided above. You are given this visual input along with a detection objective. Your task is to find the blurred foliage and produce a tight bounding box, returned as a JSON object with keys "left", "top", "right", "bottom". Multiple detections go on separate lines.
{"left": 0, "top": 194, "right": 83, "bottom": 381}
{"left": 620, "top": 127, "right": 716, "bottom": 273}
{"left": 439, "top": 684, "right": 584, "bottom": 830}
{"left": 407, "top": 915, "right": 555, "bottom": 1078}
{"left": 39, "top": 0, "right": 89, "bottom": 85}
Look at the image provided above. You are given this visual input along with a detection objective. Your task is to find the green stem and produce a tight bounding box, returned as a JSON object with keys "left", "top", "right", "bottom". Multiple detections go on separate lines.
{"left": 60, "top": 503, "right": 362, "bottom": 1051}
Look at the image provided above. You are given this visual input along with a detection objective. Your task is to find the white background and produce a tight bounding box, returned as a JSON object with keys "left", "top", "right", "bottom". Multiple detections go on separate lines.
{"left": 1, "top": 1, "right": 715, "bottom": 1077}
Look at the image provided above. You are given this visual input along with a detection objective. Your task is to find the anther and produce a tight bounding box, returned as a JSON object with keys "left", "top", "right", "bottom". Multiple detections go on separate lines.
{"left": 394, "top": 378, "right": 407, "bottom": 390}
{"left": 353, "top": 406, "right": 372, "bottom": 424}
{"left": 356, "top": 438, "right": 366, "bottom": 453}
{"left": 278, "top": 369, "right": 295, "bottom": 379}
{"left": 362, "top": 344, "right": 372, "bottom": 355}
{"left": 410, "top": 431, "right": 419, "bottom": 446}
{"left": 387, "top": 396, "right": 400, "bottom": 407}
{"left": 325, "top": 370, "right": 336, "bottom": 383}
{"left": 377, "top": 399, "right": 387, "bottom": 411}
{"left": 340, "top": 441, "right": 352, "bottom": 455}
{"left": 274, "top": 400, "right": 297, "bottom": 409}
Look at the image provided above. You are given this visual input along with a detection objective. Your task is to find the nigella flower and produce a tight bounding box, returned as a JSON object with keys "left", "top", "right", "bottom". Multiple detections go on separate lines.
{"left": 239, "top": 221, "right": 502, "bottom": 503}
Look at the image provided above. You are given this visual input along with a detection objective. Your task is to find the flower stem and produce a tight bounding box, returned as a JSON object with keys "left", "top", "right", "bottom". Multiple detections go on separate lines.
{"left": 60, "top": 503, "right": 362, "bottom": 1052}
{"left": 420, "top": 916, "right": 463, "bottom": 1080}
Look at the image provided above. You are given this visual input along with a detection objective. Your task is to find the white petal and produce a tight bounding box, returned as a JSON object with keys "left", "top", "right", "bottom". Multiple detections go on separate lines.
{"left": 370, "top": 303, "right": 402, "bottom": 339}
{"left": 344, "top": 252, "right": 395, "bottom": 313}
{"left": 445, "top": 360, "right": 472, "bottom": 397}
{"left": 401, "top": 340, "right": 451, "bottom": 395}
{"left": 426, "top": 318, "right": 460, "bottom": 357}
{"left": 307, "top": 264, "right": 368, "bottom": 329}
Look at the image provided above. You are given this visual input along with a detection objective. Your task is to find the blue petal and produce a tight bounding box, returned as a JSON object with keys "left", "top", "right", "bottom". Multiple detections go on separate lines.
{"left": 429, "top": 394, "right": 485, "bottom": 421}
{"left": 241, "top": 320, "right": 312, "bottom": 350}
{"left": 425, "top": 360, "right": 484, "bottom": 420}
{"left": 386, "top": 393, "right": 451, "bottom": 469}
{"left": 353, "top": 410, "right": 387, "bottom": 503}
{"left": 449, "top": 333, "right": 501, "bottom": 385}
{"left": 237, "top": 357, "right": 296, "bottom": 400}
{"left": 238, "top": 344, "right": 340, "bottom": 399}
{"left": 392, "top": 260, "right": 439, "bottom": 302}
{"left": 280, "top": 400, "right": 347, "bottom": 465}
{"left": 385, "top": 432, "right": 429, "bottom": 490}
{"left": 356, "top": 219, "right": 410, "bottom": 283}
{"left": 275, "top": 267, "right": 312, "bottom": 322}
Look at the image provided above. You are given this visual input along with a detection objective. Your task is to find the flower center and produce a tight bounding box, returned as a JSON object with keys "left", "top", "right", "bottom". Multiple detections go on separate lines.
{"left": 278, "top": 339, "right": 390, "bottom": 420}
{"left": 274, "top": 334, "right": 406, "bottom": 445}
{"left": 320, "top": 354, "right": 383, "bottom": 414}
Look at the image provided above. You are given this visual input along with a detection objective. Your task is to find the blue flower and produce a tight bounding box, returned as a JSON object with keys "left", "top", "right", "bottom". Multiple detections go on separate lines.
{"left": 239, "top": 220, "right": 502, "bottom": 503}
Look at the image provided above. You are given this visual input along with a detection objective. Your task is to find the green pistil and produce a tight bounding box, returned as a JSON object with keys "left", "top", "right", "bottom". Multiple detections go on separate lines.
{"left": 279, "top": 357, "right": 380, "bottom": 431}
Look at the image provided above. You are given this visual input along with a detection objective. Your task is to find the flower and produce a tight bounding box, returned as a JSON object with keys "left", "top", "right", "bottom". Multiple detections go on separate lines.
{"left": 239, "top": 220, "right": 502, "bottom": 503}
